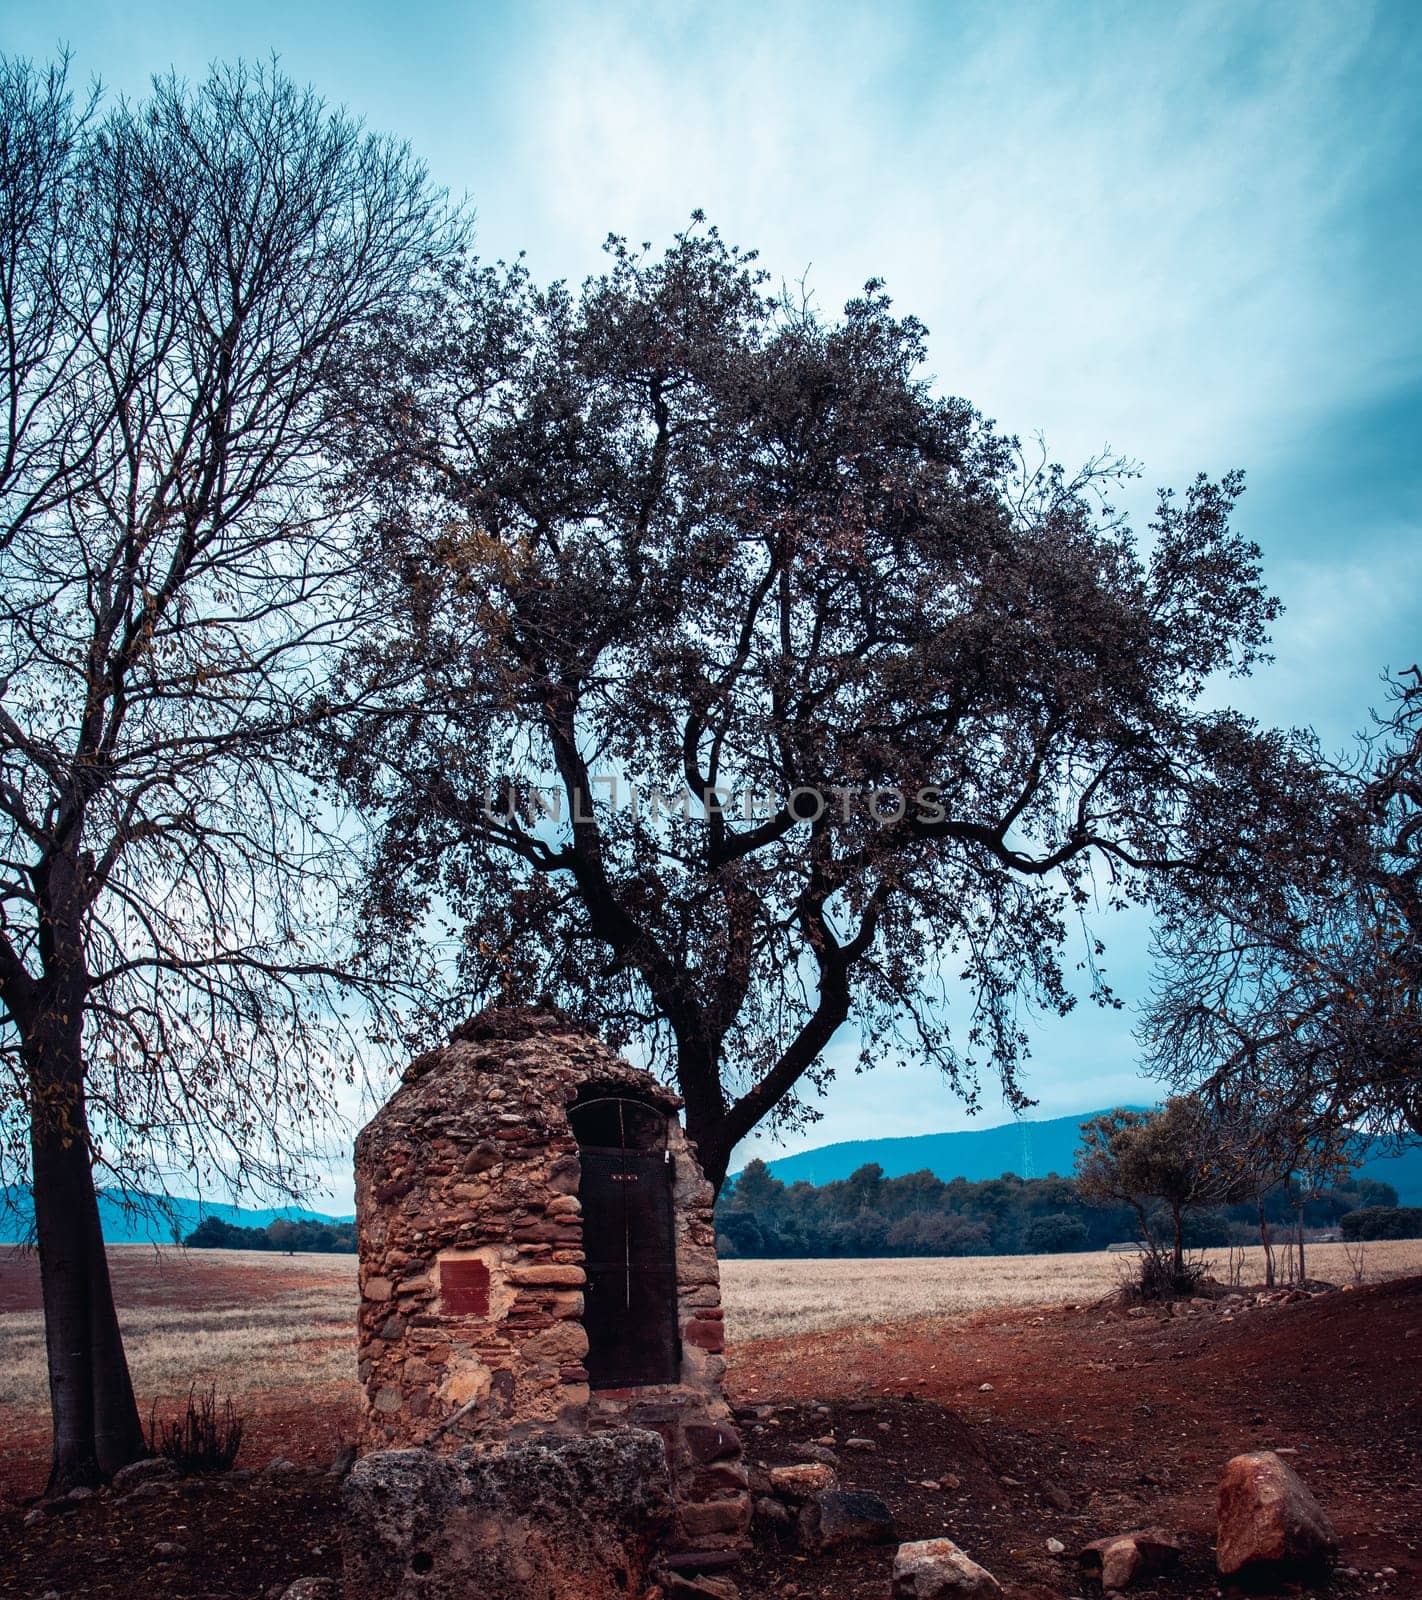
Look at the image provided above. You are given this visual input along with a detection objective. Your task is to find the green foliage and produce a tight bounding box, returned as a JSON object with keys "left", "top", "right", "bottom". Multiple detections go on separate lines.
{"left": 1340, "top": 1205, "right": 1422, "bottom": 1241}
{"left": 1075, "top": 1097, "right": 1250, "bottom": 1269}
{"left": 717, "top": 1160, "right": 1131, "bottom": 1257}
{"left": 1024, "top": 1212, "right": 1090, "bottom": 1253}
{"left": 716, "top": 1131, "right": 1389, "bottom": 1258}
{"left": 183, "top": 1215, "right": 356, "bottom": 1253}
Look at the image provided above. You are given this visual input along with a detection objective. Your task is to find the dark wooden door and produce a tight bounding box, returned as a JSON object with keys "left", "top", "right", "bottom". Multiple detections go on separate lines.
{"left": 578, "top": 1145, "right": 679, "bottom": 1389}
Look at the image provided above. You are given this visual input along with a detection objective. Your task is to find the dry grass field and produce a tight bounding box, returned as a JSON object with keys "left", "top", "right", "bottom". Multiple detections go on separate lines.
{"left": 719, "top": 1238, "right": 1422, "bottom": 1340}
{"left": 0, "top": 1247, "right": 357, "bottom": 1412}
{"left": 2, "top": 1239, "right": 1420, "bottom": 1412}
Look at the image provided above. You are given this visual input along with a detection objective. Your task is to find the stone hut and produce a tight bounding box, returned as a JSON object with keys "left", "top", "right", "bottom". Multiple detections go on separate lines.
{"left": 353, "top": 1007, "right": 750, "bottom": 1566}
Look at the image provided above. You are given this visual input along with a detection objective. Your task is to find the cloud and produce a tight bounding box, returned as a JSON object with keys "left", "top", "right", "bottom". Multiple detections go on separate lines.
{"left": 509, "top": 0, "right": 1422, "bottom": 482}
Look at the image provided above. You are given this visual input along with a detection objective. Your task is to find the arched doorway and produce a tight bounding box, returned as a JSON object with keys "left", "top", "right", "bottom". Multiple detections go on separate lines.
{"left": 570, "top": 1094, "right": 680, "bottom": 1389}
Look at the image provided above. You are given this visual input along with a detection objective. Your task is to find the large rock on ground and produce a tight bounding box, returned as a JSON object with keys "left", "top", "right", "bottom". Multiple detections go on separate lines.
{"left": 1216, "top": 1450, "right": 1337, "bottom": 1578}
{"left": 891, "top": 1537, "right": 1003, "bottom": 1597}
{"left": 1078, "top": 1527, "right": 1182, "bottom": 1590}
{"left": 278, "top": 1582, "right": 339, "bottom": 1600}
{"left": 111, "top": 1457, "right": 177, "bottom": 1492}
{"left": 767, "top": 1462, "right": 837, "bottom": 1500}
{"left": 798, "top": 1487, "right": 895, "bottom": 1551}
{"left": 342, "top": 1431, "right": 674, "bottom": 1600}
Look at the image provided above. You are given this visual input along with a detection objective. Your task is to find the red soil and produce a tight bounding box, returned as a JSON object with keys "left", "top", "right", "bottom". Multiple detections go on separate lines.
{"left": 1, "top": 1259, "right": 1417, "bottom": 1598}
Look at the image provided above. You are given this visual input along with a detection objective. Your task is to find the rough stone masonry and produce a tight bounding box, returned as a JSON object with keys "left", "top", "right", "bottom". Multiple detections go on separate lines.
{"left": 352, "top": 1006, "right": 751, "bottom": 1573}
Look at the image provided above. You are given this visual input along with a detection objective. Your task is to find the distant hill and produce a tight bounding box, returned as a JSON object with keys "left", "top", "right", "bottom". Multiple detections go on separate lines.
{"left": 745, "top": 1110, "right": 1422, "bottom": 1207}
{"left": 0, "top": 1186, "right": 353, "bottom": 1246}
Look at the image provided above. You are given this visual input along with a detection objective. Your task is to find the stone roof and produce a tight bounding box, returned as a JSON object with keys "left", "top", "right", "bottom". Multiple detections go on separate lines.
{"left": 357, "top": 1006, "right": 681, "bottom": 1159}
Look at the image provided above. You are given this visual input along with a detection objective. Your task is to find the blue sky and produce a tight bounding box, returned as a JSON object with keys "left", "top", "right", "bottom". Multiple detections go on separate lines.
{"left": 4, "top": 1, "right": 1419, "bottom": 1203}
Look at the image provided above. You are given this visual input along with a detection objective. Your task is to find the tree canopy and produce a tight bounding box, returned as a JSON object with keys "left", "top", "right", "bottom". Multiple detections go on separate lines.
{"left": 1075, "top": 1099, "right": 1244, "bottom": 1275}
{"left": 333, "top": 219, "right": 1285, "bottom": 1188}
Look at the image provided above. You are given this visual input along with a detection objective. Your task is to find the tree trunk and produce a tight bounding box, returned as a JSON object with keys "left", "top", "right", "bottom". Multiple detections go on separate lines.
{"left": 1296, "top": 1204, "right": 1307, "bottom": 1283}
{"left": 1258, "top": 1196, "right": 1274, "bottom": 1287}
{"left": 29, "top": 1024, "right": 145, "bottom": 1492}
{"left": 1171, "top": 1204, "right": 1185, "bottom": 1278}
{"left": 676, "top": 1039, "right": 732, "bottom": 1195}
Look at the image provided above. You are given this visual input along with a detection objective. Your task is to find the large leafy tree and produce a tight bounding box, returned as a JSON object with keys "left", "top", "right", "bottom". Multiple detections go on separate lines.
{"left": 334, "top": 222, "right": 1284, "bottom": 1191}
{"left": 0, "top": 56, "right": 452, "bottom": 1489}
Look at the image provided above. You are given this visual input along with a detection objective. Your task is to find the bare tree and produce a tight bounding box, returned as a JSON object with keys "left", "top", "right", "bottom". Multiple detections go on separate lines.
{"left": 331, "top": 224, "right": 1285, "bottom": 1192}
{"left": 0, "top": 56, "right": 453, "bottom": 1490}
{"left": 1204, "top": 1091, "right": 1355, "bottom": 1286}
{"left": 1147, "top": 668, "right": 1422, "bottom": 1153}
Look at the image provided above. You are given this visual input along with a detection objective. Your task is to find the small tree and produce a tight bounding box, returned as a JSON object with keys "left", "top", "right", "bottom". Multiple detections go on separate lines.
{"left": 0, "top": 56, "right": 453, "bottom": 1490}
{"left": 725, "top": 1156, "right": 785, "bottom": 1214}
{"left": 1076, "top": 1099, "right": 1241, "bottom": 1288}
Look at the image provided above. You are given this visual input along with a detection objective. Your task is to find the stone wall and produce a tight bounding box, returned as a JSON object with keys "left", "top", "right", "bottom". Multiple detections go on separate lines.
{"left": 353, "top": 1008, "right": 750, "bottom": 1561}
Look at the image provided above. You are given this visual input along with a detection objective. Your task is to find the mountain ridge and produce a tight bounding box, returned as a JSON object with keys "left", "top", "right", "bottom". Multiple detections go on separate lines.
{"left": 4, "top": 1107, "right": 1418, "bottom": 1244}
{"left": 0, "top": 1185, "right": 353, "bottom": 1246}
{"left": 740, "top": 1108, "right": 1422, "bottom": 1206}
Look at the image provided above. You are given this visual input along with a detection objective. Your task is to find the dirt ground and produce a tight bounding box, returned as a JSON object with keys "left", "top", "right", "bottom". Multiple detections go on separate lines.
{"left": 1, "top": 1275, "right": 1418, "bottom": 1599}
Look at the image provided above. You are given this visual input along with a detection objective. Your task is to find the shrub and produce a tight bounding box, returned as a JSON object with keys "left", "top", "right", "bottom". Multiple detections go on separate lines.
{"left": 1123, "top": 1243, "right": 1209, "bottom": 1302}
{"left": 1340, "top": 1206, "right": 1422, "bottom": 1241}
{"left": 147, "top": 1384, "right": 244, "bottom": 1473}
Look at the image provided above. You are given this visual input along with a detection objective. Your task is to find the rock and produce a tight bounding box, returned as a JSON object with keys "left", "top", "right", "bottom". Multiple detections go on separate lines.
{"left": 789, "top": 1441, "right": 840, "bottom": 1467}
{"left": 679, "top": 1497, "right": 751, "bottom": 1540}
{"left": 342, "top": 1431, "right": 674, "bottom": 1600}
{"left": 151, "top": 1540, "right": 185, "bottom": 1560}
{"left": 22, "top": 1507, "right": 45, "bottom": 1527}
{"left": 754, "top": 1494, "right": 791, "bottom": 1528}
{"left": 891, "top": 1537, "right": 1003, "bottom": 1597}
{"left": 327, "top": 1442, "right": 357, "bottom": 1479}
{"left": 1216, "top": 1450, "right": 1338, "bottom": 1578}
{"left": 279, "top": 1582, "right": 339, "bottom": 1600}
{"left": 114, "top": 1480, "right": 168, "bottom": 1504}
{"left": 1079, "top": 1527, "right": 1182, "bottom": 1590}
{"left": 978, "top": 1382, "right": 994, "bottom": 1392}
{"left": 1045, "top": 1537, "right": 1065, "bottom": 1555}
{"left": 799, "top": 1488, "right": 895, "bottom": 1552}
{"left": 844, "top": 1437, "right": 878, "bottom": 1452}
{"left": 262, "top": 1456, "right": 299, "bottom": 1476}
{"left": 938, "top": 1474, "right": 961, "bottom": 1491}
{"left": 768, "top": 1462, "right": 837, "bottom": 1500}
{"left": 664, "top": 1575, "right": 740, "bottom": 1600}
{"left": 111, "top": 1457, "right": 178, "bottom": 1492}
{"left": 1041, "top": 1481, "right": 1072, "bottom": 1512}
